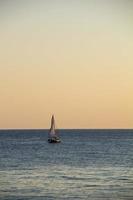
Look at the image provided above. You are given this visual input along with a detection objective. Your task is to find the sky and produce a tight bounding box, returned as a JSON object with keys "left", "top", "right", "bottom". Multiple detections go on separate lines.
{"left": 0, "top": 0, "right": 133, "bottom": 129}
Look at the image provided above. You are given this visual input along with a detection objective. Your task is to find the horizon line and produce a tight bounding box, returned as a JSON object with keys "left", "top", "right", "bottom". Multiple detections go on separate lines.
{"left": 0, "top": 128, "right": 133, "bottom": 130}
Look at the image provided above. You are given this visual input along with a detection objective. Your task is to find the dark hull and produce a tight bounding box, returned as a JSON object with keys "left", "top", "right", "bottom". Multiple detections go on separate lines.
{"left": 48, "top": 138, "right": 61, "bottom": 143}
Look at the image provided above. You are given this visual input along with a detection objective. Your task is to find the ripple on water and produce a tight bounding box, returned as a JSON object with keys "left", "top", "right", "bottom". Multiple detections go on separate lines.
{"left": 0, "top": 166, "right": 133, "bottom": 199}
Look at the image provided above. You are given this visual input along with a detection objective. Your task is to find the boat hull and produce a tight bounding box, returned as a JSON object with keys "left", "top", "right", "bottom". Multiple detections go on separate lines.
{"left": 48, "top": 138, "right": 61, "bottom": 143}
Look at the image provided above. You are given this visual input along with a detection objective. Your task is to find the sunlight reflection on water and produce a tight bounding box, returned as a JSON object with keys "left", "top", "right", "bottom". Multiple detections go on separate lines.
{"left": 0, "top": 166, "right": 133, "bottom": 200}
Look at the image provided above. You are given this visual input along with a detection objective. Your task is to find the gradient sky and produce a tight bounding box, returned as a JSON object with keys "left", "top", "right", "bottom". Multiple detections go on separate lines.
{"left": 0, "top": 0, "right": 133, "bottom": 129}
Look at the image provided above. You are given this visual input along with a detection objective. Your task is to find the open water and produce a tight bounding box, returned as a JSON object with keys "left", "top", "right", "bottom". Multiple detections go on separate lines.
{"left": 0, "top": 129, "right": 133, "bottom": 200}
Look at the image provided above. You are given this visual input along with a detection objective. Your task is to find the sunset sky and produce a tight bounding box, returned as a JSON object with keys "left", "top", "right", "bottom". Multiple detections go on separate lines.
{"left": 0, "top": 0, "right": 133, "bottom": 129}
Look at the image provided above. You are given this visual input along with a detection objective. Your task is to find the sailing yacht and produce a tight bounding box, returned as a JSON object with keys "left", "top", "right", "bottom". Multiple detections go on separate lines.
{"left": 48, "top": 115, "right": 61, "bottom": 143}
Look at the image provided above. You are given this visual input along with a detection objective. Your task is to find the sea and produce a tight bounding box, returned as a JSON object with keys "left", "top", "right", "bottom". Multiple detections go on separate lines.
{"left": 0, "top": 129, "right": 133, "bottom": 200}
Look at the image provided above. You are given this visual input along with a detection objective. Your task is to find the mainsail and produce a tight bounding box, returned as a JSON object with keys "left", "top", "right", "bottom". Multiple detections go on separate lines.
{"left": 48, "top": 115, "right": 61, "bottom": 143}
{"left": 49, "top": 115, "right": 57, "bottom": 138}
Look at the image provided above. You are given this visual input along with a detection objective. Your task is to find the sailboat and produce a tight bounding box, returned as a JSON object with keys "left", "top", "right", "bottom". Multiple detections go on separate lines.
{"left": 48, "top": 115, "right": 61, "bottom": 143}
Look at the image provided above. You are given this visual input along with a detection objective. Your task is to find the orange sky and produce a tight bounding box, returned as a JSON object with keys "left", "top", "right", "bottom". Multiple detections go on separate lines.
{"left": 0, "top": 0, "right": 133, "bottom": 128}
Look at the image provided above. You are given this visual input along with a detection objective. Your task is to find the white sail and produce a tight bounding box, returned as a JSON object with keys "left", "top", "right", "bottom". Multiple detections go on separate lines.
{"left": 48, "top": 115, "right": 61, "bottom": 143}
{"left": 49, "top": 115, "right": 57, "bottom": 138}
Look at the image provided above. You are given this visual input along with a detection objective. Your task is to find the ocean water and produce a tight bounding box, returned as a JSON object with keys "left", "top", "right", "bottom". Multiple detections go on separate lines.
{"left": 0, "top": 129, "right": 133, "bottom": 200}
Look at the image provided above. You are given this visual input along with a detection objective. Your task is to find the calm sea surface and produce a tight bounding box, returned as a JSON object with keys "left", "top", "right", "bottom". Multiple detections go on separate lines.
{"left": 0, "top": 129, "right": 133, "bottom": 200}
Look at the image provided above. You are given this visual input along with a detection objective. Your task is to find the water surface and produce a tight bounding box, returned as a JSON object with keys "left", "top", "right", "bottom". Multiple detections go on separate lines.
{"left": 0, "top": 129, "right": 133, "bottom": 200}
